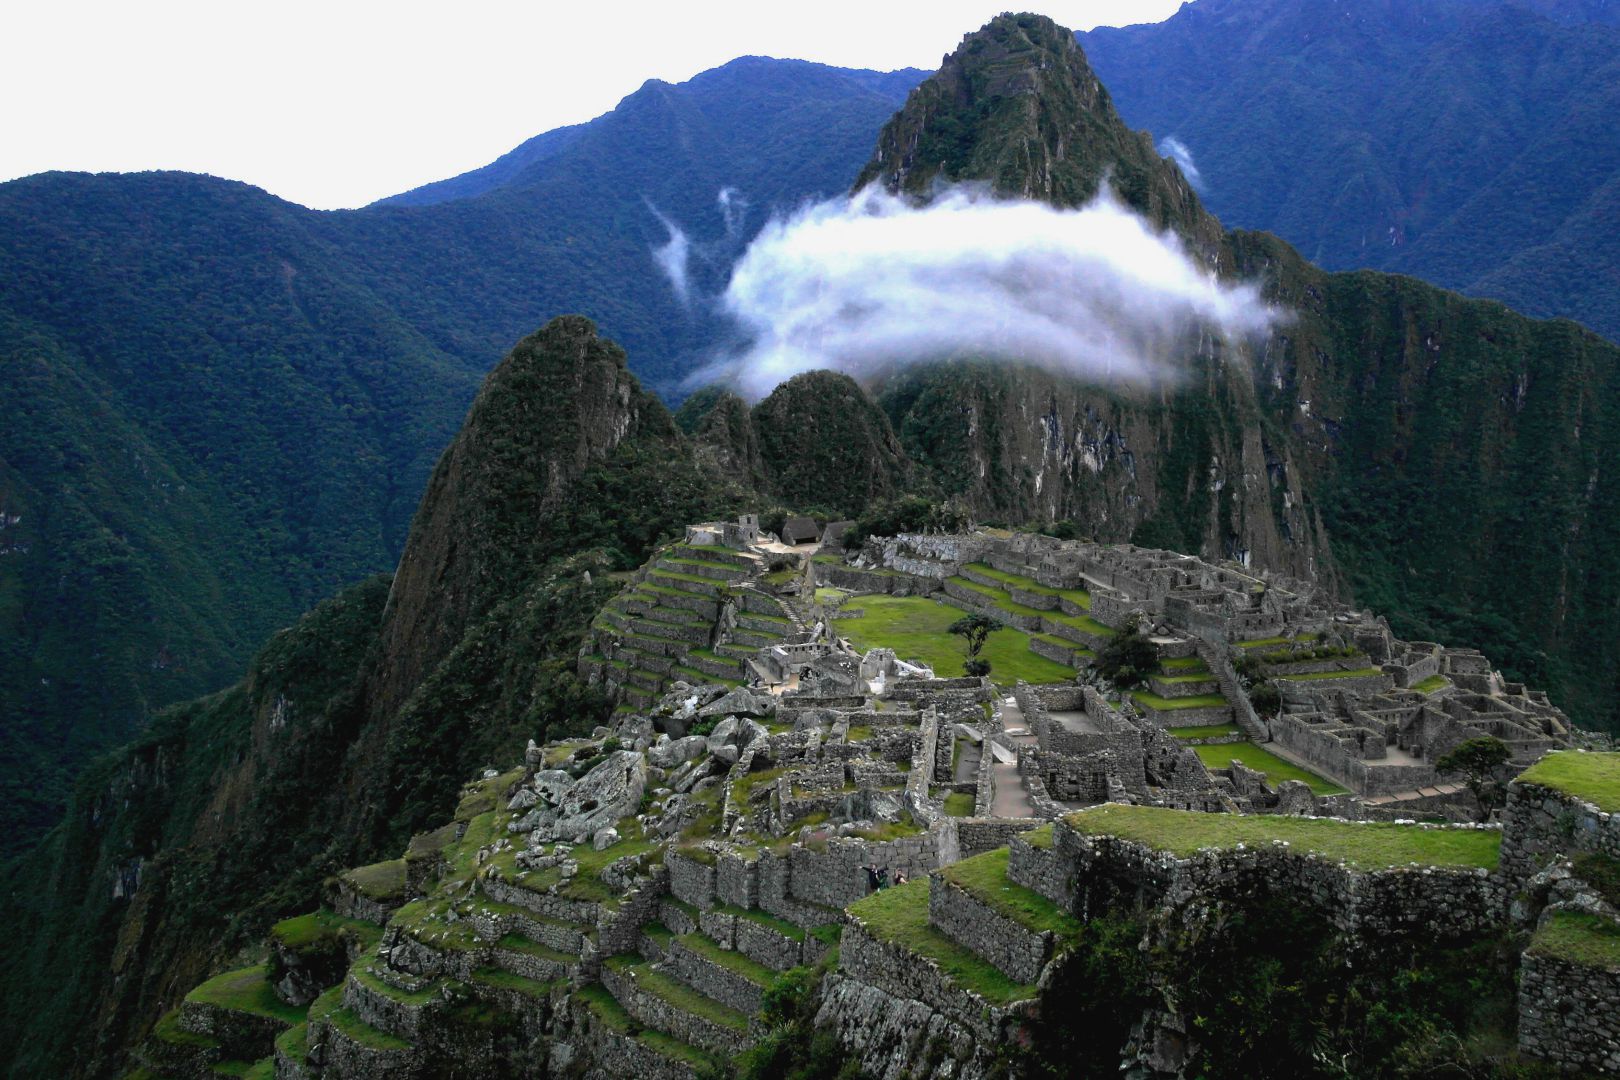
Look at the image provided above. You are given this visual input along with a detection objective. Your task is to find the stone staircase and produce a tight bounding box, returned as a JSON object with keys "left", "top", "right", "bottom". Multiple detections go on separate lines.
{"left": 1193, "top": 637, "right": 1269, "bottom": 741}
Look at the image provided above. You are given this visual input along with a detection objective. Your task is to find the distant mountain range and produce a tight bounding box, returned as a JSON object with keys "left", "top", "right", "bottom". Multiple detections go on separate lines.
{"left": 0, "top": 57, "right": 919, "bottom": 855}
{"left": 1079, "top": 0, "right": 1620, "bottom": 340}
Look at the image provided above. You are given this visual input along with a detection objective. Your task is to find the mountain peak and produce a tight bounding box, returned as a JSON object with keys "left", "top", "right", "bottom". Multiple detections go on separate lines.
{"left": 854, "top": 12, "right": 1217, "bottom": 246}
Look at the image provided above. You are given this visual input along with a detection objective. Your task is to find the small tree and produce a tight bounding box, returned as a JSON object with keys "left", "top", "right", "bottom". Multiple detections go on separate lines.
{"left": 949, "top": 613, "right": 1000, "bottom": 659}
{"left": 1095, "top": 618, "right": 1160, "bottom": 689}
{"left": 1435, "top": 736, "right": 1513, "bottom": 821}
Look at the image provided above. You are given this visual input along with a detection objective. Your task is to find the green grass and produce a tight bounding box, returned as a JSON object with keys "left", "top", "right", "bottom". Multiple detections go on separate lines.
{"left": 269, "top": 909, "right": 381, "bottom": 956}
{"left": 605, "top": 957, "right": 750, "bottom": 1030}
{"left": 349, "top": 951, "right": 442, "bottom": 1005}
{"left": 496, "top": 933, "right": 576, "bottom": 966}
{"left": 187, "top": 965, "right": 306, "bottom": 1025}
{"left": 1131, "top": 689, "right": 1229, "bottom": 710}
{"left": 832, "top": 594, "right": 1077, "bottom": 686}
{"left": 1160, "top": 656, "right": 1207, "bottom": 671}
{"left": 471, "top": 967, "right": 558, "bottom": 1000}
{"left": 943, "top": 792, "right": 975, "bottom": 817}
{"left": 1030, "top": 631, "right": 1095, "bottom": 657}
{"left": 1412, "top": 674, "right": 1450, "bottom": 694}
{"left": 1168, "top": 724, "right": 1242, "bottom": 740}
{"left": 1516, "top": 752, "right": 1620, "bottom": 812}
{"left": 340, "top": 859, "right": 406, "bottom": 903}
{"left": 1065, "top": 804, "right": 1500, "bottom": 869}
{"left": 153, "top": 1008, "right": 218, "bottom": 1049}
{"left": 559, "top": 816, "right": 665, "bottom": 902}
{"left": 1274, "top": 667, "right": 1386, "bottom": 682}
{"left": 274, "top": 1022, "right": 310, "bottom": 1063}
{"left": 576, "top": 983, "right": 717, "bottom": 1069}
{"left": 1154, "top": 671, "right": 1216, "bottom": 685}
{"left": 941, "top": 849, "right": 1081, "bottom": 941}
{"left": 963, "top": 563, "right": 1092, "bottom": 608}
{"left": 1528, "top": 910, "right": 1620, "bottom": 969}
{"left": 650, "top": 569, "right": 719, "bottom": 588}
{"left": 1022, "top": 824, "right": 1054, "bottom": 849}
{"left": 664, "top": 556, "right": 745, "bottom": 574}
{"left": 715, "top": 904, "right": 807, "bottom": 942}
{"left": 847, "top": 880, "right": 1036, "bottom": 1004}
{"left": 677, "top": 933, "right": 777, "bottom": 984}
{"left": 308, "top": 985, "right": 408, "bottom": 1051}
{"left": 731, "top": 765, "right": 786, "bottom": 807}
{"left": 1192, "top": 742, "right": 1348, "bottom": 795}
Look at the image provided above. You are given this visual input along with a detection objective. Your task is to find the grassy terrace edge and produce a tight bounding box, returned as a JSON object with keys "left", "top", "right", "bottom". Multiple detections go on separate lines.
{"left": 846, "top": 878, "right": 1037, "bottom": 1004}
{"left": 939, "top": 848, "right": 1081, "bottom": 940}
{"left": 1063, "top": 804, "right": 1501, "bottom": 870}
{"left": 1515, "top": 751, "right": 1620, "bottom": 813}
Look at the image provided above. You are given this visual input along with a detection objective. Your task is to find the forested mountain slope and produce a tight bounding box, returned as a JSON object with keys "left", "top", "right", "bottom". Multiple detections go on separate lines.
{"left": 0, "top": 58, "right": 918, "bottom": 854}
{"left": 1078, "top": 0, "right": 1620, "bottom": 340}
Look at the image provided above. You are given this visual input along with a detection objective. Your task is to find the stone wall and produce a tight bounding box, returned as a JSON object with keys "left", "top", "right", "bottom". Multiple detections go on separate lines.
{"left": 715, "top": 850, "right": 759, "bottom": 909}
{"left": 814, "top": 975, "right": 994, "bottom": 1080}
{"left": 928, "top": 875, "right": 1052, "bottom": 984}
{"left": 600, "top": 961, "right": 752, "bottom": 1056}
{"left": 836, "top": 920, "right": 1026, "bottom": 1044}
{"left": 787, "top": 834, "right": 940, "bottom": 909}
{"left": 662, "top": 937, "right": 766, "bottom": 1014}
{"left": 1006, "top": 834, "right": 1072, "bottom": 909}
{"left": 1501, "top": 777, "right": 1620, "bottom": 889}
{"left": 596, "top": 868, "right": 668, "bottom": 956}
{"left": 1053, "top": 821, "right": 1506, "bottom": 947}
{"left": 1517, "top": 949, "right": 1620, "bottom": 1074}
{"left": 666, "top": 850, "right": 718, "bottom": 909}
{"left": 949, "top": 818, "right": 1040, "bottom": 860}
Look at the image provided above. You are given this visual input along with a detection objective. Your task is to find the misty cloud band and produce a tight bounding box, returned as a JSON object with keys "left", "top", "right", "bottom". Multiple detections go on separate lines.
{"left": 703, "top": 185, "right": 1278, "bottom": 399}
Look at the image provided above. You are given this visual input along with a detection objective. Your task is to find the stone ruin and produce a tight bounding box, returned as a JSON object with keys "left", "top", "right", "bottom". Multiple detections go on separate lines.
{"left": 135, "top": 520, "right": 1617, "bottom": 1080}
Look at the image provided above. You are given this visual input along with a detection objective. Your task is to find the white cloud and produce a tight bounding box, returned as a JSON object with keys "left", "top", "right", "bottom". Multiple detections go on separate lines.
{"left": 717, "top": 187, "right": 749, "bottom": 237}
{"left": 649, "top": 207, "right": 693, "bottom": 306}
{"left": 700, "top": 185, "right": 1278, "bottom": 399}
{"left": 1157, "top": 136, "right": 1205, "bottom": 192}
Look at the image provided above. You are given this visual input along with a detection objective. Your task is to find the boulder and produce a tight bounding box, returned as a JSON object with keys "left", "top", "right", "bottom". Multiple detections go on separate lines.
{"left": 713, "top": 744, "right": 741, "bottom": 766}
{"left": 699, "top": 686, "right": 778, "bottom": 719}
{"left": 531, "top": 751, "right": 647, "bottom": 843}
{"left": 737, "top": 718, "right": 771, "bottom": 749}
{"left": 650, "top": 735, "right": 708, "bottom": 769}
{"left": 532, "top": 769, "right": 574, "bottom": 807}
{"left": 705, "top": 718, "right": 740, "bottom": 756}
{"left": 593, "top": 827, "right": 620, "bottom": 851}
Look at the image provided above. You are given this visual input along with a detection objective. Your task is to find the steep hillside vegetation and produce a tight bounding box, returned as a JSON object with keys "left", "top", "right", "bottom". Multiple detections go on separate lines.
{"left": 0, "top": 58, "right": 919, "bottom": 854}
{"left": 1079, "top": 0, "right": 1620, "bottom": 340}
{"left": 0, "top": 317, "right": 744, "bottom": 1078}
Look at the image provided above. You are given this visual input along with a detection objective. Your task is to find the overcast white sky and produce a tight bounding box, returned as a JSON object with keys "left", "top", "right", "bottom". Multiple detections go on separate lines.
{"left": 0, "top": 1, "right": 1182, "bottom": 210}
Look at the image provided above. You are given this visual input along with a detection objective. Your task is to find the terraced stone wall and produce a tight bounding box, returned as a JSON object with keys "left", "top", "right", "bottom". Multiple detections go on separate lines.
{"left": 928, "top": 875, "right": 1052, "bottom": 985}
{"left": 1501, "top": 779, "right": 1620, "bottom": 889}
{"left": 835, "top": 921, "right": 1019, "bottom": 1044}
{"left": 1053, "top": 824, "right": 1506, "bottom": 946}
{"left": 946, "top": 818, "right": 1040, "bottom": 860}
{"left": 1518, "top": 951, "right": 1620, "bottom": 1074}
